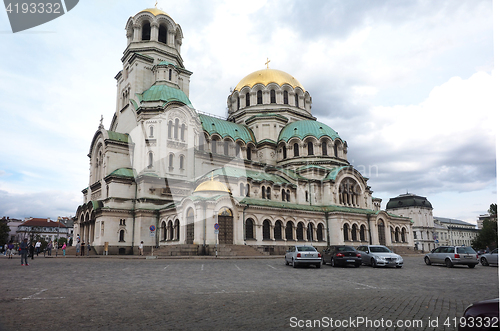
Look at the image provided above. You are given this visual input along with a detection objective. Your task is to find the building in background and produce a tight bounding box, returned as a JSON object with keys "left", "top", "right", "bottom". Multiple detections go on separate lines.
{"left": 17, "top": 218, "right": 69, "bottom": 242}
{"left": 434, "top": 217, "right": 478, "bottom": 247}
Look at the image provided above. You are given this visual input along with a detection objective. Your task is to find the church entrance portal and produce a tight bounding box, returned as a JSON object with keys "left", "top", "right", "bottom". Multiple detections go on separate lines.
{"left": 218, "top": 208, "right": 233, "bottom": 244}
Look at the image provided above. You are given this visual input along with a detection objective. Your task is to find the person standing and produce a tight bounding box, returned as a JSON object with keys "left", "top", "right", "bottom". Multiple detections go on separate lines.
{"left": 20, "top": 238, "right": 29, "bottom": 266}
{"left": 3, "top": 243, "right": 7, "bottom": 256}
{"left": 7, "top": 241, "right": 14, "bottom": 259}
{"left": 62, "top": 242, "right": 66, "bottom": 257}
{"left": 75, "top": 235, "right": 80, "bottom": 256}
{"left": 29, "top": 242, "right": 35, "bottom": 260}
{"left": 35, "top": 240, "right": 41, "bottom": 256}
{"left": 55, "top": 241, "right": 59, "bottom": 257}
{"left": 47, "top": 241, "right": 52, "bottom": 256}
{"left": 80, "top": 241, "right": 85, "bottom": 256}
{"left": 86, "top": 242, "right": 91, "bottom": 256}
{"left": 139, "top": 241, "right": 144, "bottom": 256}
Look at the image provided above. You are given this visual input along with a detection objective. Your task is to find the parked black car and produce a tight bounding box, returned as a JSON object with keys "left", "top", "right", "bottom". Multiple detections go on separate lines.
{"left": 458, "top": 298, "right": 499, "bottom": 331}
{"left": 322, "top": 245, "right": 361, "bottom": 267}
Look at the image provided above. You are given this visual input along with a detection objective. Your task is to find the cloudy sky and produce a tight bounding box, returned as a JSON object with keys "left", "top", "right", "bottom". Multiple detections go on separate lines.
{"left": 0, "top": 0, "right": 496, "bottom": 224}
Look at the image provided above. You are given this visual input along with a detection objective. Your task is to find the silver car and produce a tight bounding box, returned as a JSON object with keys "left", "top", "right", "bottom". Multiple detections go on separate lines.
{"left": 285, "top": 245, "right": 322, "bottom": 268}
{"left": 480, "top": 248, "right": 498, "bottom": 266}
{"left": 424, "top": 246, "right": 479, "bottom": 268}
{"left": 357, "top": 245, "right": 404, "bottom": 268}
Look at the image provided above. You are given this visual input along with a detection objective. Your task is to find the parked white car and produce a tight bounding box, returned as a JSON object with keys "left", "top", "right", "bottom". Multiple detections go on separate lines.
{"left": 357, "top": 245, "right": 404, "bottom": 268}
{"left": 285, "top": 245, "right": 322, "bottom": 268}
{"left": 480, "top": 248, "right": 498, "bottom": 266}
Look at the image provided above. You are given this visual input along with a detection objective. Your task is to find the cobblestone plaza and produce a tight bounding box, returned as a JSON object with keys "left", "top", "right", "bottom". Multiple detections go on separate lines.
{"left": 0, "top": 256, "right": 497, "bottom": 330}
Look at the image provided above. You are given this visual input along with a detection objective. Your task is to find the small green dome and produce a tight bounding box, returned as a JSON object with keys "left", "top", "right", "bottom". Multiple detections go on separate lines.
{"left": 278, "top": 120, "right": 341, "bottom": 143}
{"left": 386, "top": 194, "right": 433, "bottom": 210}
{"left": 138, "top": 84, "right": 192, "bottom": 107}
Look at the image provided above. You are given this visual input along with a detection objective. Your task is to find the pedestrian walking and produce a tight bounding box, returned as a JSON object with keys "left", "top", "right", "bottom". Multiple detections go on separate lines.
{"left": 87, "top": 242, "right": 91, "bottom": 256}
{"left": 20, "top": 238, "right": 29, "bottom": 266}
{"left": 29, "top": 242, "right": 35, "bottom": 260}
{"left": 80, "top": 241, "right": 85, "bottom": 256}
{"left": 47, "top": 241, "right": 53, "bottom": 256}
{"left": 76, "top": 234, "right": 80, "bottom": 256}
{"left": 139, "top": 241, "right": 144, "bottom": 256}
{"left": 55, "top": 241, "right": 59, "bottom": 257}
{"left": 35, "top": 240, "right": 41, "bottom": 256}
{"left": 62, "top": 242, "right": 66, "bottom": 257}
{"left": 7, "top": 241, "right": 14, "bottom": 259}
{"left": 3, "top": 243, "right": 7, "bottom": 256}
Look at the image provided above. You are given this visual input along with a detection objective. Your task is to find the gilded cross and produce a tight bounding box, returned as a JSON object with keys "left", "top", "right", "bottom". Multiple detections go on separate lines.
{"left": 265, "top": 58, "right": 270, "bottom": 69}
{"left": 155, "top": 1, "right": 158, "bottom": 8}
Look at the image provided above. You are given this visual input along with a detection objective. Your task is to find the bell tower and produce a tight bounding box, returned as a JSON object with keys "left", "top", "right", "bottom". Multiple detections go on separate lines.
{"left": 112, "top": 7, "right": 192, "bottom": 133}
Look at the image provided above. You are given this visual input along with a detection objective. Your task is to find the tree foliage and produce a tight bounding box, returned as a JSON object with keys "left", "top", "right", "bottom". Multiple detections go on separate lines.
{"left": 472, "top": 203, "right": 498, "bottom": 249}
{"left": 0, "top": 219, "right": 10, "bottom": 247}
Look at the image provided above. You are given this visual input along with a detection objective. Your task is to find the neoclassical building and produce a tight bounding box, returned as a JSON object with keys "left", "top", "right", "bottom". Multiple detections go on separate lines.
{"left": 75, "top": 7, "right": 414, "bottom": 255}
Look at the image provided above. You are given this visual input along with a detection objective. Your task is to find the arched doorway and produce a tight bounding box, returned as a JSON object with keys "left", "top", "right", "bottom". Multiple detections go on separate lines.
{"left": 186, "top": 208, "right": 194, "bottom": 244}
{"left": 378, "top": 220, "right": 386, "bottom": 245}
{"left": 218, "top": 208, "right": 233, "bottom": 244}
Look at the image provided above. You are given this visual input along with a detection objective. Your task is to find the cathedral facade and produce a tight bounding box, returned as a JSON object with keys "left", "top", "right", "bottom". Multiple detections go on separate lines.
{"left": 75, "top": 8, "right": 414, "bottom": 255}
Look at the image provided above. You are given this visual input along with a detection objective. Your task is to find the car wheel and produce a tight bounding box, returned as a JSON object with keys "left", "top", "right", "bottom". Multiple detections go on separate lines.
{"left": 371, "top": 258, "right": 377, "bottom": 268}
{"left": 331, "top": 258, "right": 335, "bottom": 267}
{"left": 285, "top": 258, "right": 289, "bottom": 266}
{"left": 292, "top": 258, "right": 297, "bottom": 268}
{"left": 317, "top": 263, "right": 321, "bottom": 269}
{"left": 445, "top": 259, "right": 453, "bottom": 268}
{"left": 424, "top": 257, "right": 432, "bottom": 265}
{"left": 481, "top": 257, "right": 489, "bottom": 266}
{"left": 468, "top": 264, "right": 476, "bottom": 269}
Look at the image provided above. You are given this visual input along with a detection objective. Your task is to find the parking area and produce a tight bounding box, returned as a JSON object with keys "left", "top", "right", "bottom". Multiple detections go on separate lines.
{"left": 0, "top": 256, "right": 497, "bottom": 330}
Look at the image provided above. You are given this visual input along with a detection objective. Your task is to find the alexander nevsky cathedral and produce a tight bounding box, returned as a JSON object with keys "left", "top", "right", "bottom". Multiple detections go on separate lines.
{"left": 75, "top": 7, "right": 415, "bottom": 255}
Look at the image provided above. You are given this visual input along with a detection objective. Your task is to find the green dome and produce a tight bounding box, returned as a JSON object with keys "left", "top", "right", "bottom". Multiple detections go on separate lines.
{"left": 199, "top": 114, "right": 255, "bottom": 143}
{"left": 386, "top": 194, "right": 433, "bottom": 210}
{"left": 138, "top": 84, "right": 192, "bottom": 107}
{"left": 278, "top": 120, "right": 341, "bottom": 143}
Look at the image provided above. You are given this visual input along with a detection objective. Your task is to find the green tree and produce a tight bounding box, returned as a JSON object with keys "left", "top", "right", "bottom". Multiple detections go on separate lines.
{"left": 0, "top": 218, "right": 10, "bottom": 247}
{"left": 472, "top": 204, "right": 498, "bottom": 249}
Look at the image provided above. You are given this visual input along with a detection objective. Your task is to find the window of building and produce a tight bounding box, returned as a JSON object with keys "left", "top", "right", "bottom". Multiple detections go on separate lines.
{"left": 149, "top": 126, "right": 154, "bottom": 137}
{"left": 343, "top": 223, "right": 349, "bottom": 241}
{"left": 262, "top": 186, "right": 266, "bottom": 199}
{"left": 169, "top": 69, "right": 172, "bottom": 81}
{"left": 274, "top": 220, "right": 282, "bottom": 240}
{"left": 270, "top": 89, "right": 276, "bottom": 104}
{"left": 305, "top": 191, "right": 308, "bottom": 202}
{"left": 179, "top": 155, "right": 184, "bottom": 169}
{"left": 168, "top": 121, "right": 173, "bottom": 139}
{"left": 266, "top": 187, "right": 271, "bottom": 200}
{"left": 142, "top": 22, "right": 151, "bottom": 41}
{"left": 263, "top": 220, "right": 271, "bottom": 240}
{"left": 308, "top": 141, "right": 314, "bottom": 155}
{"left": 282, "top": 145, "right": 287, "bottom": 159}
{"left": 246, "top": 93, "right": 250, "bottom": 107}
{"left": 119, "top": 229, "right": 125, "bottom": 242}
{"left": 174, "top": 119, "right": 179, "bottom": 139}
{"left": 168, "top": 154, "right": 174, "bottom": 169}
{"left": 317, "top": 224, "right": 324, "bottom": 241}
{"left": 257, "top": 90, "right": 263, "bottom": 104}
{"left": 181, "top": 124, "right": 185, "bottom": 141}
{"left": 297, "top": 222, "right": 304, "bottom": 241}
{"left": 360, "top": 225, "right": 366, "bottom": 241}
{"left": 295, "top": 94, "right": 299, "bottom": 107}
{"left": 245, "top": 219, "right": 254, "bottom": 239}
{"left": 211, "top": 139, "right": 217, "bottom": 154}
{"left": 283, "top": 91, "right": 288, "bottom": 104}
{"left": 148, "top": 152, "right": 153, "bottom": 168}
{"left": 293, "top": 143, "right": 299, "bottom": 157}
{"left": 223, "top": 140, "right": 229, "bottom": 156}
{"left": 246, "top": 146, "right": 252, "bottom": 160}
{"left": 246, "top": 184, "right": 250, "bottom": 197}
{"left": 352, "top": 224, "right": 358, "bottom": 241}
{"left": 322, "top": 141, "right": 327, "bottom": 156}
{"left": 159, "top": 24, "right": 167, "bottom": 44}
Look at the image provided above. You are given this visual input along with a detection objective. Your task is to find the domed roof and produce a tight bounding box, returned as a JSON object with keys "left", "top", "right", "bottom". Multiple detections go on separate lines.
{"left": 386, "top": 193, "right": 433, "bottom": 210}
{"left": 278, "top": 120, "right": 342, "bottom": 143}
{"left": 138, "top": 84, "right": 192, "bottom": 107}
{"left": 234, "top": 69, "right": 305, "bottom": 92}
{"left": 194, "top": 179, "right": 230, "bottom": 193}
{"left": 139, "top": 8, "right": 170, "bottom": 17}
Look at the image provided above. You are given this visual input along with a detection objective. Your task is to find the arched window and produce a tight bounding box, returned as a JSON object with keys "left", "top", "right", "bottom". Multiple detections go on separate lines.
{"left": 395, "top": 228, "right": 400, "bottom": 242}
{"left": 158, "top": 24, "right": 167, "bottom": 44}
{"left": 274, "top": 220, "right": 282, "bottom": 240}
{"left": 142, "top": 22, "right": 151, "bottom": 40}
{"left": 168, "top": 154, "right": 174, "bottom": 169}
{"left": 261, "top": 186, "right": 266, "bottom": 199}
{"left": 235, "top": 144, "right": 241, "bottom": 157}
{"left": 179, "top": 155, "right": 184, "bottom": 169}
{"left": 307, "top": 223, "right": 314, "bottom": 241}
{"left": 237, "top": 96, "right": 240, "bottom": 110}
{"left": 266, "top": 187, "right": 271, "bottom": 200}
{"left": 378, "top": 220, "right": 386, "bottom": 245}
{"left": 246, "top": 93, "right": 250, "bottom": 107}
{"left": 263, "top": 220, "right": 271, "bottom": 240}
{"left": 198, "top": 134, "right": 206, "bottom": 150}
{"left": 148, "top": 152, "right": 153, "bottom": 168}
{"left": 246, "top": 146, "right": 252, "bottom": 160}
{"left": 223, "top": 140, "right": 229, "bottom": 156}
{"left": 168, "top": 121, "right": 173, "bottom": 139}
{"left": 360, "top": 225, "right": 366, "bottom": 242}
{"left": 211, "top": 138, "right": 217, "bottom": 154}
{"left": 343, "top": 223, "right": 349, "bottom": 241}
{"left": 317, "top": 224, "right": 324, "bottom": 241}
{"left": 239, "top": 183, "right": 244, "bottom": 196}
{"left": 119, "top": 229, "right": 125, "bottom": 242}
{"left": 401, "top": 228, "right": 406, "bottom": 242}
{"left": 180, "top": 124, "right": 185, "bottom": 141}
{"left": 161, "top": 221, "right": 167, "bottom": 241}
{"left": 294, "top": 143, "right": 299, "bottom": 157}
{"left": 246, "top": 184, "right": 250, "bottom": 197}
{"left": 174, "top": 219, "right": 180, "bottom": 240}
{"left": 283, "top": 91, "right": 288, "bottom": 104}
{"left": 167, "top": 221, "right": 173, "bottom": 240}
{"left": 322, "top": 141, "right": 327, "bottom": 156}
{"left": 174, "top": 119, "right": 179, "bottom": 139}
{"left": 334, "top": 143, "right": 338, "bottom": 157}
{"left": 286, "top": 189, "right": 290, "bottom": 202}
{"left": 296, "top": 222, "right": 304, "bottom": 241}
{"left": 285, "top": 221, "right": 293, "bottom": 240}
{"left": 307, "top": 141, "right": 314, "bottom": 155}
{"left": 169, "top": 69, "right": 172, "bottom": 81}
{"left": 282, "top": 145, "right": 287, "bottom": 159}
{"left": 305, "top": 191, "right": 308, "bottom": 202}
{"left": 257, "top": 90, "right": 263, "bottom": 104}
{"left": 245, "top": 219, "right": 254, "bottom": 239}
{"left": 352, "top": 224, "right": 358, "bottom": 241}
{"left": 295, "top": 94, "right": 299, "bottom": 107}
{"left": 270, "top": 89, "right": 276, "bottom": 103}
{"left": 149, "top": 126, "right": 154, "bottom": 137}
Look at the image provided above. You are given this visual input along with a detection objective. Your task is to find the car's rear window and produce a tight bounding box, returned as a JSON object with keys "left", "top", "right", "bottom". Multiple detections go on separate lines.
{"left": 297, "top": 246, "right": 317, "bottom": 252}
{"left": 370, "top": 246, "right": 391, "bottom": 253}
{"left": 336, "top": 246, "right": 355, "bottom": 252}
{"left": 457, "top": 247, "right": 476, "bottom": 254}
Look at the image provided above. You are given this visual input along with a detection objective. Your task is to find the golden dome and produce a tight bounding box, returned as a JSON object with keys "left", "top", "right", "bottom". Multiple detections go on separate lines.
{"left": 234, "top": 69, "right": 305, "bottom": 92}
{"left": 194, "top": 179, "right": 230, "bottom": 193}
{"left": 140, "top": 8, "right": 170, "bottom": 17}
